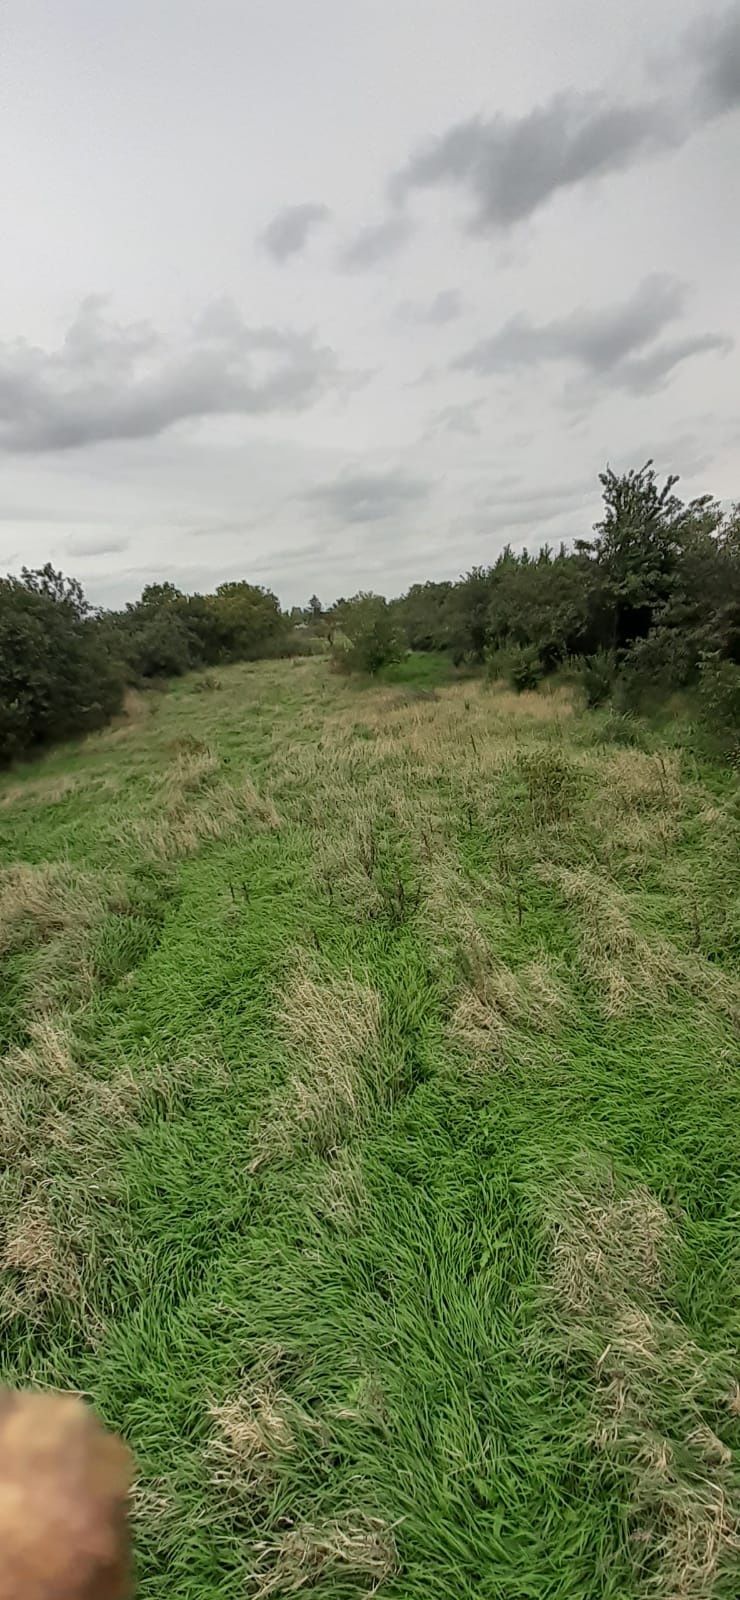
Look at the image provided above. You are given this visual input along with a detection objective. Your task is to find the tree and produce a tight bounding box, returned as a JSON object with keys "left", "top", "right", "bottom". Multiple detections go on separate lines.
{"left": 592, "top": 461, "right": 713, "bottom": 654}
{"left": 0, "top": 568, "right": 124, "bottom": 761}
{"left": 210, "top": 581, "right": 286, "bottom": 660}
{"left": 393, "top": 581, "right": 453, "bottom": 652}
{"left": 332, "top": 593, "right": 402, "bottom": 674}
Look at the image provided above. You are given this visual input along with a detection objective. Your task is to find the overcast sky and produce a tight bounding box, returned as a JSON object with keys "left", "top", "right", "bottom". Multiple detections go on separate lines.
{"left": 2, "top": 0, "right": 739, "bottom": 608}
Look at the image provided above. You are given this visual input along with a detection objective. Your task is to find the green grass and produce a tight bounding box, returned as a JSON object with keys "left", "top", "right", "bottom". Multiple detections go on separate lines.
{"left": 375, "top": 650, "right": 460, "bottom": 688}
{"left": 1, "top": 658, "right": 738, "bottom": 1598}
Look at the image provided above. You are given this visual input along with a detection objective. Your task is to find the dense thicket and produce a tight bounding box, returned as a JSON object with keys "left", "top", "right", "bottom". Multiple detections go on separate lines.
{"left": 1, "top": 462, "right": 738, "bottom": 763}
{"left": 386, "top": 464, "right": 740, "bottom": 684}
{"left": 0, "top": 573, "right": 286, "bottom": 761}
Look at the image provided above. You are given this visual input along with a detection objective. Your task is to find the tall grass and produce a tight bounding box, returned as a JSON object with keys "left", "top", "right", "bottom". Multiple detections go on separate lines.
{"left": 0, "top": 657, "right": 738, "bottom": 1599}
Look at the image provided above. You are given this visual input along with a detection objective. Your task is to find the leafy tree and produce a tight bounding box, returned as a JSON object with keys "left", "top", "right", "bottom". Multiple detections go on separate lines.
{"left": 332, "top": 593, "right": 402, "bottom": 674}
{"left": 210, "top": 581, "right": 286, "bottom": 660}
{"left": 445, "top": 567, "right": 495, "bottom": 662}
{"left": 592, "top": 461, "right": 714, "bottom": 653}
{"left": 0, "top": 566, "right": 124, "bottom": 760}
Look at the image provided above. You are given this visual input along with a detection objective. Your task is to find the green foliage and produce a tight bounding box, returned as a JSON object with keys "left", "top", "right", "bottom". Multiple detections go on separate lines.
{"left": 578, "top": 648, "right": 616, "bottom": 708}
{"left": 697, "top": 653, "right": 740, "bottom": 759}
{"left": 392, "top": 580, "right": 453, "bottom": 652}
{"left": 3, "top": 463, "right": 740, "bottom": 764}
{"left": 507, "top": 642, "right": 543, "bottom": 692}
{"left": 593, "top": 709, "right": 648, "bottom": 749}
{"left": 0, "top": 565, "right": 124, "bottom": 761}
{"left": 331, "top": 593, "right": 403, "bottom": 675}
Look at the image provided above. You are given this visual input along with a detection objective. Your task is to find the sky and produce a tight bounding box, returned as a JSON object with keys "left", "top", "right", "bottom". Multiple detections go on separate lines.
{"left": 1, "top": 0, "right": 739, "bottom": 609}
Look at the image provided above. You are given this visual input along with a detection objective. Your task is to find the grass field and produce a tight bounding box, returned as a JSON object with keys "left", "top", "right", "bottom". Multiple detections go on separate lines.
{"left": 1, "top": 655, "right": 739, "bottom": 1599}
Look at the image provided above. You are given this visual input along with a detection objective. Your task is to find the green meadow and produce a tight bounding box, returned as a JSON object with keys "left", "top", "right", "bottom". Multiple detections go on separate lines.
{"left": 0, "top": 656, "right": 738, "bottom": 1599}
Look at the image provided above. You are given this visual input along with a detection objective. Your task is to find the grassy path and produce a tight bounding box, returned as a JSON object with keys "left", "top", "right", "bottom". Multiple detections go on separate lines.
{"left": 1, "top": 659, "right": 738, "bottom": 1598}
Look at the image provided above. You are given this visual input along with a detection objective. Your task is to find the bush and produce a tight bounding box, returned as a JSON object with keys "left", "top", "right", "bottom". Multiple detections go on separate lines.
{"left": 508, "top": 644, "right": 543, "bottom": 693}
{"left": 697, "top": 654, "right": 740, "bottom": 759}
{"left": 484, "top": 645, "right": 514, "bottom": 683}
{"left": 332, "top": 594, "right": 402, "bottom": 676}
{"left": 0, "top": 567, "right": 125, "bottom": 763}
{"left": 577, "top": 649, "right": 615, "bottom": 708}
{"left": 126, "top": 612, "right": 193, "bottom": 680}
{"left": 283, "top": 630, "right": 328, "bottom": 658}
{"left": 594, "top": 710, "right": 647, "bottom": 749}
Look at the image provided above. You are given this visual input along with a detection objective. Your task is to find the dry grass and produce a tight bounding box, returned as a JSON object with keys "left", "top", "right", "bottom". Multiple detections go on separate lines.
{"left": 541, "top": 863, "right": 740, "bottom": 1024}
{"left": 0, "top": 772, "right": 78, "bottom": 809}
{"left": 250, "top": 1513, "right": 397, "bottom": 1596}
{"left": 163, "top": 743, "right": 220, "bottom": 794}
{"left": 449, "top": 952, "right": 563, "bottom": 1062}
{"left": 123, "top": 773, "right": 281, "bottom": 860}
{"left": 0, "top": 1200, "right": 83, "bottom": 1324}
{"left": 0, "top": 861, "right": 129, "bottom": 1018}
{"left": 540, "top": 864, "right": 682, "bottom": 1016}
{"left": 0, "top": 862, "right": 121, "bottom": 960}
{"left": 551, "top": 1181, "right": 673, "bottom": 1317}
{"left": 548, "top": 1173, "right": 739, "bottom": 1598}
{"left": 304, "top": 1147, "right": 369, "bottom": 1231}
{"left": 208, "top": 1379, "right": 302, "bottom": 1497}
{"left": 252, "top": 964, "right": 382, "bottom": 1165}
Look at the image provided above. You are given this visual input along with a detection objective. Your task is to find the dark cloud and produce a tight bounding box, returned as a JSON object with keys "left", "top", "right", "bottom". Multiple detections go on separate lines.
{"left": 0, "top": 296, "right": 341, "bottom": 452}
{"left": 390, "top": 96, "right": 674, "bottom": 233}
{"left": 260, "top": 202, "right": 331, "bottom": 261}
{"left": 691, "top": 6, "right": 740, "bottom": 115}
{"left": 389, "top": 13, "right": 740, "bottom": 234}
{"left": 454, "top": 275, "right": 732, "bottom": 394}
{"left": 304, "top": 466, "right": 430, "bottom": 523}
{"left": 66, "top": 534, "right": 130, "bottom": 557}
{"left": 339, "top": 216, "right": 413, "bottom": 271}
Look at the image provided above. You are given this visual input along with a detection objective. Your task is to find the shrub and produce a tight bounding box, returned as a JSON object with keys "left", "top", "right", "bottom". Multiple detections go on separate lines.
{"left": 283, "top": 631, "right": 327, "bottom": 658}
{"left": 577, "top": 649, "right": 615, "bottom": 708}
{"left": 697, "top": 654, "right": 740, "bottom": 759}
{"left": 508, "top": 644, "right": 543, "bottom": 693}
{"left": 594, "top": 710, "right": 647, "bottom": 749}
{"left": 332, "top": 594, "right": 402, "bottom": 676}
{"left": 0, "top": 567, "right": 125, "bottom": 763}
{"left": 484, "top": 645, "right": 514, "bottom": 683}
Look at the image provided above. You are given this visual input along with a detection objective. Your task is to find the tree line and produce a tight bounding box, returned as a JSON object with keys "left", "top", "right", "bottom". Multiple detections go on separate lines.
{"left": 1, "top": 461, "right": 738, "bottom": 764}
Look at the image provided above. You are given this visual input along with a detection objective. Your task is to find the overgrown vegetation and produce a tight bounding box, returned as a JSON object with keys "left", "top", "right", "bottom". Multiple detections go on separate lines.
{"left": 2, "top": 460, "right": 738, "bottom": 764}
{"left": 0, "top": 655, "right": 737, "bottom": 1598}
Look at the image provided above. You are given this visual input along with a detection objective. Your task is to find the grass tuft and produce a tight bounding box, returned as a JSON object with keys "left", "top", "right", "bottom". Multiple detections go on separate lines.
{"left": 250, "top": 1513, "right": 397, "bottom": 1597}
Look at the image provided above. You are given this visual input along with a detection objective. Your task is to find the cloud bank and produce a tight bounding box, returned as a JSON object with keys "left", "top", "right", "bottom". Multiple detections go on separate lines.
{"left": 0, "top": 295, "right": 340, "bottom": 452}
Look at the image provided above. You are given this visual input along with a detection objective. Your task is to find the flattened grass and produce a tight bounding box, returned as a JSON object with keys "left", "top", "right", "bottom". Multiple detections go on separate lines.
{"left": 0, "top": 657, "right": 738, "bottom": 1599}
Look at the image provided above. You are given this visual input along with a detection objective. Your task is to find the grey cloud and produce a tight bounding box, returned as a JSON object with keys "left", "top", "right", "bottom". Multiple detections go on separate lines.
{"left": 305, "top": 466, "right": 430, "bottom": 523}
{"left": 428, "top": 400, "right": 481, "bottom": 436}
{"left": 691, "top": 6, "right": 740, "bottom": 114}
{"left": 478, "top": 479, "right": 591, "bottom": 510}
{"left": 397, "top": 288, "right": 464, "bottom": 325}
{"left": 66, "top": 533, "right": 130, "bottom": 556}
{"left": 339, "top": 216, "right": 413, "bottom": 271}
{"left": 0, "top": 296, "right": 340, "bottom": 452}
{"left": 454, "top": 275, "right": 732, "bottom": 394}
{"left": 391, "top": 96, "right": 674, "bottom": 233}
{"left": 389, "top": 12, "right": 740, "bottom": 234}
{"left": 610, "top": 333, "right": 733, "bottom": 394}
{"left": 260, "top": 202, "right": 331, "bottom": 261}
